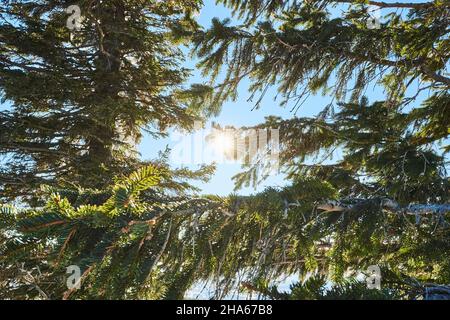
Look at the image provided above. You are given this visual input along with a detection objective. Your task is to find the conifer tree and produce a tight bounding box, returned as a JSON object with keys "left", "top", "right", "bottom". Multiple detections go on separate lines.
{"left": 3, "top": 162, "right": 447, "bottom": 299}
{"left": 187, "top": 0, "right": 450, "bottom": 296}
{"left": 1, "top": 0, "right": 449, "bottom": 300}
{"left": 192, "top": 0, "right": 449, "bottom": 110}
{"left": 0, "top": 160, "right": 226, "bottom": 299}
{"left": 0, "top": 0, "right": 203, "bottom": 202}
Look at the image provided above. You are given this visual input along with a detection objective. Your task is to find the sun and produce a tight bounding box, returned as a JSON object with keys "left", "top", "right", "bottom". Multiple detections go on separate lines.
{"left": 211, "top": 131, "right": 235, "bottom": 155}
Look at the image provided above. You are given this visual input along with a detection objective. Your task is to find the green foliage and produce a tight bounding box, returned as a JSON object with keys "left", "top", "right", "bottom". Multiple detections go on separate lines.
{"left": 1, "top": 0, "right": 449, "bottom": 300}
{"left": 1, "top": 161, "right": 448, "bottom": 299}
{"left": 0, "top": 164, "right": 232, "bottom": 299}
{"left": 235, "top": 95, "right": 449, "bottom": 204}
{"left": 218, "top": 95, "right": 450, "bottom": 287}
{"left": 0, "top": 0, "right": 207, "bottom": 203}
{"left": 191, "top": 0, "right": 449, "bottom": 112}
{"left": 246, "top": 275, "right": 401, "bottom": 300}
{"left": 186, "top": 0, "right": 450, "bottom": 299}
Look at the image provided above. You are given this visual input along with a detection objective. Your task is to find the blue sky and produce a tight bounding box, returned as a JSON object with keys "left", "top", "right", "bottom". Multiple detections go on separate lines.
{"left": 138, "top": 0, "right": 442, "bottom": 197}
{"left": 1, "top": 1, "right": 439, "bottom": 197}
{"left": 138, "top": 1, "right": 390, "bottom": 196}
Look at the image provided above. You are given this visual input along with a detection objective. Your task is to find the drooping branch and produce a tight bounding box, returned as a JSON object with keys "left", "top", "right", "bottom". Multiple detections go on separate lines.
{"left": 332, "top": 0, "right": 435, "bottom": 9}
{"left": 423, "top": 284, "right": 450, "bottom": 300}
{"left": 318, "top": 199, "right": 450, "bottom": 216}
{"left": 420, "top": 66, "right": 450, "bottom": 86}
